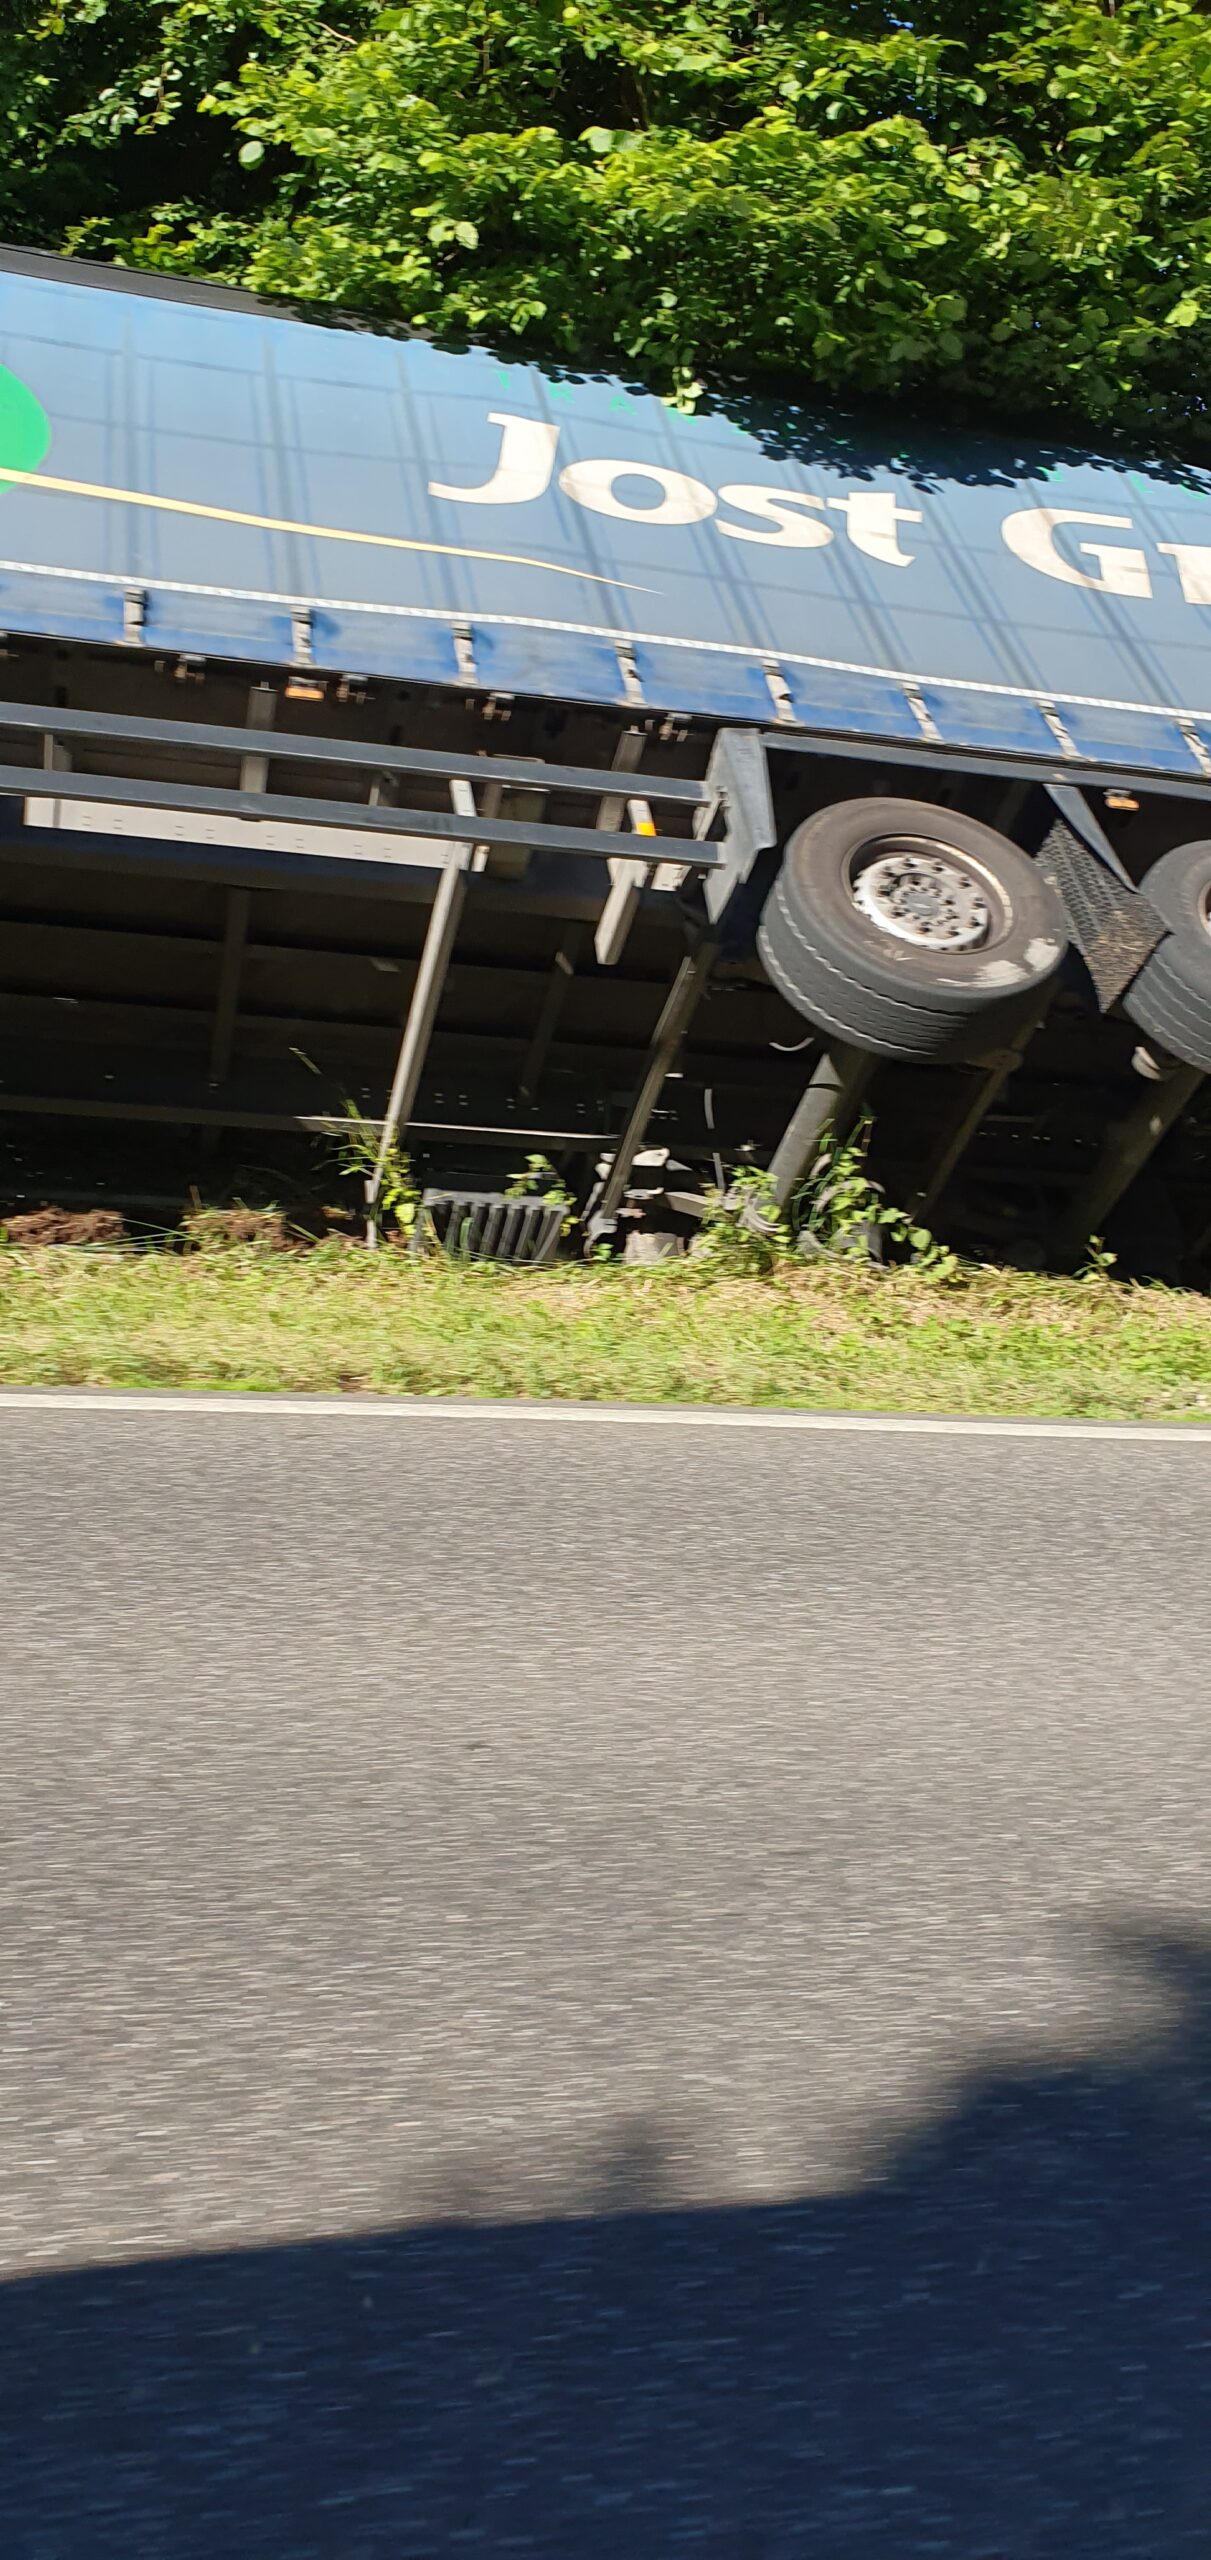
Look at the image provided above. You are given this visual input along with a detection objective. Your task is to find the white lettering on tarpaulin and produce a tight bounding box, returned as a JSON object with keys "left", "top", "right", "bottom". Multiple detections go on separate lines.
{"left": 715, "top": 487, "right": 834, "bottom": 548}
{"left": 428, "top": 412, "right": 560, "bottom": 506}
{"left": 557, "top": 457, "right": 717, "bottom": 525}
{"left": 827, "top": 491, "right": 922, "bottom": 567}
{"left": 429, "top": 412, "right": 914, "bottom": 557}
{"left": 428, "top": 414, "right": 1211, "bottom": 606}
{"left": 1157, "top": 543, "right": 1211, "bottom": 604}
{"left": 715, "top": 486, "right": 920, "bottom": 564}
{"left": 1000, "top": 507, "right": 1153, "bottom": 597}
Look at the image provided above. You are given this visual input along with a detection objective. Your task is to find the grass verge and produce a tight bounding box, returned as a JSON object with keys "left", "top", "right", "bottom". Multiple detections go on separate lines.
{"left": 1, "top": 1246, "right": 1210, "bottom": 1419}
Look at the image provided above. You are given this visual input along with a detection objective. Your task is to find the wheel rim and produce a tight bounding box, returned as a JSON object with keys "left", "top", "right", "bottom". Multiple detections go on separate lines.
{"left": 1199, "top": 881, "right": 1211, "bottom": 942}
{"left": 848, "top": 837, "right": 999, "bottom": 953}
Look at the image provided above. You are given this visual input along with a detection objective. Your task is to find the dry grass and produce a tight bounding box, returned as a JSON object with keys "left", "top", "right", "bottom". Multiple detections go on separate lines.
{"left": 1, "top": 1244, "right": 1210, "bottom": 1419}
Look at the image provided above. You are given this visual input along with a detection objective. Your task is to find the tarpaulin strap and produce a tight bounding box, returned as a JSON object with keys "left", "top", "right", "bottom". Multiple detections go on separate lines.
{"left": 1035, "top": 818, "right": 1167, "bottom": 1012}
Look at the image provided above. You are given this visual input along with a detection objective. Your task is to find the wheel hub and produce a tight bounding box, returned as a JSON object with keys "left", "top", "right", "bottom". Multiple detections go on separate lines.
{"left": 852, "top": 849, "right": 992, "bottom": 952}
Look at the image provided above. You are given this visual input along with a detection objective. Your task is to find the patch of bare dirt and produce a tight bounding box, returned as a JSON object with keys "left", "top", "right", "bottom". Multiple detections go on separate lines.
{"left": 3, "top": 1206, "right": 127, "bottom": 1247}
{"left": 183, "top": 1206, "right": 303, "bottom": 1252}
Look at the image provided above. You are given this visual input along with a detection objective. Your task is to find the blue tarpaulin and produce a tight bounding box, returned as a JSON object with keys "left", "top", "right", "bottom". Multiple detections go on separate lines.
{"left": 3, "top": 252, "right": 1211, "bottom": 782}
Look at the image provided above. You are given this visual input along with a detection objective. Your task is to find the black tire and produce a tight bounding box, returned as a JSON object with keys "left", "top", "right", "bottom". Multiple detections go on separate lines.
{"left": 758, "top": 798, "right": 1067, "bottom": 1064}
{"left": 1123, "top": 840, "right": 1211, "bottom": 1072}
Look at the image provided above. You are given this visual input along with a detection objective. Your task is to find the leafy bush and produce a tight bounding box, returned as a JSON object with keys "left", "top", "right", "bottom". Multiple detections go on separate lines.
{"left": 792, "top": 1114, "right": 961, "bottom": 1281}
{"left": 6, "top": 3, "right": 1211, "bottom": 444}
{"left": 694, "top": 1167, "right": 790, "bottom": 1277}
{"left": 504, "top": 1152, "right": 574, "bottom": 1217}
{"left": 334, "top": 1105, "right": 420, "bottom": 1241}
{"left": 694, "top": 1121, "right": 961, "bottom": 1280}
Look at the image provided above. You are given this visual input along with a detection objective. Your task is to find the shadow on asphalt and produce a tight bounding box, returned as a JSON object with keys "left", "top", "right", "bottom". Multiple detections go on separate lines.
{"left": 2, "top": 1928, "right": 1208, "bottom": 2558}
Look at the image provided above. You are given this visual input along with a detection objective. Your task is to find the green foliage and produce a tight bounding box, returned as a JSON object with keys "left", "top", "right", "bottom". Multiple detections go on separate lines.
{"left": 695, "top": 1167, "right": 790, "bottom": 1276}
{"left": 504, "top": 1151, "right": 573, "bottom": 1214}
{"left": 793, "top": 1113, "right": 961, "bottom": 1279}
{"left": 1077, "top": 1231, "right": 1119, "bottom": 1282}
{"left": 4, "top": 1246, "right": 1211, "bottom": 1419}
{"left": 7, "top": 2, "right": 1211, "bottom": 441}
{"left": 334, "top": 1103, "right": 419, "bottom": 1238}
{"left": 695, "top": 1128, "right": 960, "bottom": 1279}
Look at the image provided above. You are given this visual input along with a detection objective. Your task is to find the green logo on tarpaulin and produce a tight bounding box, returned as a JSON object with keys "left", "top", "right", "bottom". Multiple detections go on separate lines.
{"left": 0, "top": 364, "right": 51, "bottom": 482}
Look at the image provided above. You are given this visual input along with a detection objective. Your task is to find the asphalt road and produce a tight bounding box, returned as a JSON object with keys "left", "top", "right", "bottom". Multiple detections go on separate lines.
{"left": 0, "top": 1394, "right": 1209, "bottom": 2558}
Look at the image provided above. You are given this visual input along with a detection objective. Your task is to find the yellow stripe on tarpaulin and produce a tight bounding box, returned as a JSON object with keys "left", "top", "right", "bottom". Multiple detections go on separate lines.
{"left": 0, "top": 468, "right": 649, "bottom": 593}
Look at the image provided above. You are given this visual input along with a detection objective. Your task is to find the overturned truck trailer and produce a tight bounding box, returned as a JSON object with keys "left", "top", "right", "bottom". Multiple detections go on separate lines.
{"left": 2, "top": 245, "right": 1211, "bottom": 1272}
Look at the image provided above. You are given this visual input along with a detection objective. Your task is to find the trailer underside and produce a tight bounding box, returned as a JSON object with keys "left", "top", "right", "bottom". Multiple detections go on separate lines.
{"left": 1, "top": 631, "right": 1209, "bottom": 1282}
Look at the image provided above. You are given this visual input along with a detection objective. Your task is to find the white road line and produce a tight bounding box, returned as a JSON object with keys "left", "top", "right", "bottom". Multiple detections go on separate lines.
{"left": 0, "top": 1390, "right": 1209, "bottom": 1443}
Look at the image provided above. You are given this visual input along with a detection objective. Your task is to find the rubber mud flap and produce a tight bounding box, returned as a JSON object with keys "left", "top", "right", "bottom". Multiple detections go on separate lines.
{"left": 1035, "top": 818, "right": 1166, "bottom": 1012}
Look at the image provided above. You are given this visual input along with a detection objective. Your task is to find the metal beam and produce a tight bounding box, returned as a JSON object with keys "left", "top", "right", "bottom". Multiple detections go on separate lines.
{"left": 0, "top": 699, "right": 712, "bottom": 809}
{"left": 0, "top": 1087, "right": 620, "bottom": 1143}
{"left": 593, "top": 941, "right": 718, "bottom": 1222}
{"left": 766, "top": 1044, "right": 873, "bottom": 1213}
{"left": 239, "top": 682, "right": 276, "bottom": 796}
{"left": 206, "top": 685, "right": 272, "bottom": 1093}
{"left": 702, "top": 728, "right": 778, "bottom": 925}
{"left": 25, "top": 727, "right": 72, "bottom": 827}
{"left": 0, "top": 816, "right": 619, "bottom": 912}
{"left": 7, "top": 684, "right": 1211, "bottom": 813}
{"left": 0, "top": 760, "right": 713, "bottom": 871}
{"left": 1052, "top": 1058, "right": 1204, "bottom": 1262}
{"left": 208, "top": 888, "right": 251, "bottom": 1087}
{"left": 367, "top": 780, "right": 475, "bottom": 1225}
{"left": 909, "top": 1052, "right": 1021, "bottom": 1225}
{"left": 518, "top": 926, "right": 586, "bottom": 1103}
{"left": 593, "top": 729, "right": 650, "bottom": 967}
{"left": 909, "top": 997, "right": 1053, "bottom": 1224}
{"left": 766, "top": 729, "right": 1211, "bottom": 810}
{"left": 480, "top": 777, "right": 547, "bottom": 881}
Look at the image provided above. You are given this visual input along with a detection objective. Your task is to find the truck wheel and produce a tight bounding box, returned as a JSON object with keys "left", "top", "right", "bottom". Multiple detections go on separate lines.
{"left": 1122, "top": 840, "right": 1211, "bottom": 1071}
{"left": 758, "top": 798, "right": 1066, "bottom": 1062}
